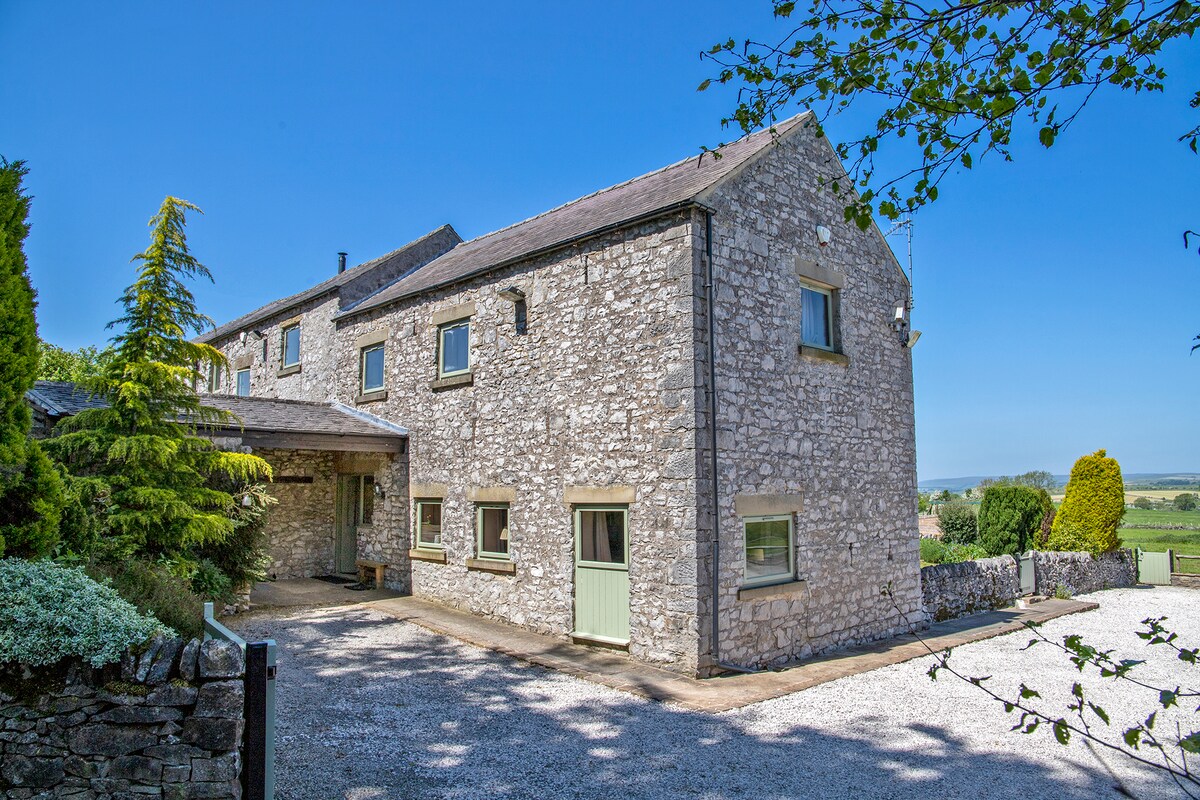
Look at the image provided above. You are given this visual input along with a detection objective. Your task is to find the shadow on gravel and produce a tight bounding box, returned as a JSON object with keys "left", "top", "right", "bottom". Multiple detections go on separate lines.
{"left": 233, "top": 607, "right": 1137, "bottom": 800}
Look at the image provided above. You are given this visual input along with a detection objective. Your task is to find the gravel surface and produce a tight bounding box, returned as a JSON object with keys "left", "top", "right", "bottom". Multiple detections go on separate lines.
{"left": 231, "top": 587, "right": 1198, "bottom": 799}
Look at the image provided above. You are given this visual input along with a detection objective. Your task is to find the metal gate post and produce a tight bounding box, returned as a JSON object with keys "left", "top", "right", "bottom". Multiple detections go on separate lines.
{"left": 244, "top": 642, "right": 268, "bottom": 800}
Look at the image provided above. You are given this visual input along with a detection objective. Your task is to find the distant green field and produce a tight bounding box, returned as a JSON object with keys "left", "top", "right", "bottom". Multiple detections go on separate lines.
{"left": 1119, "top": 529, "right": 1200, "bottom": 574}
{"left": 1121, "top": 508, "right": 1200, "bottom": 528}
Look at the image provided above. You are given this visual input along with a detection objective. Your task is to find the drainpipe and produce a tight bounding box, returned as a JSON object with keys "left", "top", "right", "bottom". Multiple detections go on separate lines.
{"left": 703, "top": 212, "right": 765, "bottom": 677}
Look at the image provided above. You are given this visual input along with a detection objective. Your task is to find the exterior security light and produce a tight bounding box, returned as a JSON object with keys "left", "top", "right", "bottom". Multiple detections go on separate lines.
{"left": 816, "top": 225, "right": 832, "bottom": 247}
{"left": 906, "top": 330, "right": 922, "bottom": 349}
{"left": 498, "top": 286, "right": 526, "bottom": 302}
{"left": 373, "top": 482, "right": 385, "bottom": 499}
{"left": 893, "top": 305, "right": 906, "bottom": 323}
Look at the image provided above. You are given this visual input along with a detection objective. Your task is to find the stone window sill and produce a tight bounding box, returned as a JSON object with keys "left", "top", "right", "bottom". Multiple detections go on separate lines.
{"left": 355, "top": 390, "right": 388, "bottom": 405}
{"left": 466, "top": 557, "right": 515, "bottom": 575}
{"left": 799, "top": 346, "right": 849, "bottom": 366}
{"left": 276, "top": 364, "right": 302, "bottom": 378}
{"left": 431, "top": 372, "right": 473, "bottom": 391}
{"left": 409, "top": 548, "right": 447, "bottom": 564}
{"left": 737, "top": 579, "right": 808, "bottom": 602}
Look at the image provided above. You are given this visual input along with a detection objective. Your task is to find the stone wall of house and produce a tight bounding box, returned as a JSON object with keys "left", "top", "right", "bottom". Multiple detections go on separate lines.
{"left": 1033, "top": 549, "right": 1136, "bottom": 596}
{"left": 257, "top": 449, "right": 336, "bottom": 579}
{"left": 332, "top": 212, "right": 704, "bottom": 672}
{"left": 0, "top": 638, "right": 245, "bottom": 799}
{"left": 921, "top": 556, "right": 1020, "bottom": 622}
{"left": 698, "top": 121, "right": 924, "bottom": 669}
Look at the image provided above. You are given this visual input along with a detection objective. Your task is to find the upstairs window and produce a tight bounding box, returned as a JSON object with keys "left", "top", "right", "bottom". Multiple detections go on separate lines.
{"left": 206, "top": 362, "right": 222, "bottom": 393}
{"left": 438, "top": 320, "right": 470, "bottom": 378}
{"left": 800, "top": 282, "right": 833, "bottom": 350}
{"left": 361, "top": 344, "right": 385, "bottom": 393}
{"left": 281, "top": 324, "right": 301, "bottom": 367}
{"left": 235, "top": 368, "right": 250, "bottom": 397}
{"left": 476, "top": 503, "right": 510, "bottom": 560}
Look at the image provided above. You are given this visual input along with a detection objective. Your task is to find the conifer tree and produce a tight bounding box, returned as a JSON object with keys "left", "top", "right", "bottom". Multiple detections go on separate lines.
{"left": 0, "top": 158, "right": 63, "bottom": 557}
{"left": 46, "top": 197, "right": 270, "bottom": 559}
{"left": 1047, "top": 449, "right": 1125, "bottom": 556}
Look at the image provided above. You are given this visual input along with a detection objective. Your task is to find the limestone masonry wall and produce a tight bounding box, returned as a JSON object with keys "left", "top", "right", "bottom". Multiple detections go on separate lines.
{"left": 258, "top": 449, "right": 336, "bottom": 580}
{"left": 0, "top": 638, "right": 245, "bottom": 799}
{"left": 921, "top": 556, "right": 1019, "bottom": 622}
{"left": 1033, "top": 549, "right": 1136, "bottom": 596}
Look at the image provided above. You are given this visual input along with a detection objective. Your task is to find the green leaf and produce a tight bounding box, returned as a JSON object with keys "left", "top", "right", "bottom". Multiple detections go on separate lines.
{"left": 1124, "top": 727, "right": 1142, "bottom": 748}
{"left": 1038, "top": 127, "right": 1057, "bottom": 148}
{"left": 1160, "top": 689, "right": 1178, "bottom": 709}
{"left": 961, "top": 152, "right": 972, "bottom": 169}
{"left": 697, "top": 79, "right": 712, "bottom": 92}
{"left": 1180, "top": 732, "right": 1200, "bottom": 753}
{"left": 1053, "top": 719, "right": 1071, "bottom": 745}
{"left": 1088, "top": 703, "right": 1110, "bottom": 725}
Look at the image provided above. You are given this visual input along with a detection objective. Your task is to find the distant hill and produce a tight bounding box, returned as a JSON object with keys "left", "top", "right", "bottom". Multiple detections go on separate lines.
{"left": 919, "top": 472, "right": 1200, "bottom": 493}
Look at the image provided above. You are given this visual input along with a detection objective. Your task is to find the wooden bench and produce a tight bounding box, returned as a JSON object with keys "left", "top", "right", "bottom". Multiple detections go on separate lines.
{"left": 355, "top": 559, "right": 387, "bottom": 588}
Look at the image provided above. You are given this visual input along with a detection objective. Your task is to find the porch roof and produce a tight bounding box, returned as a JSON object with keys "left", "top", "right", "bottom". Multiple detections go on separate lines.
{"left": 202, "top": 395, "right": 407, "bottom": 454}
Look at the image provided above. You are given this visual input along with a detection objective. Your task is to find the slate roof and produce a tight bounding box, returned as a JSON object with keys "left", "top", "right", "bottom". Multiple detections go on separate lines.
{"left": 24, "top": 381, "right": 406, "bottom": 440}
{"left": 197, "top": 224, "right": 461, "bottom": 344}
{"left": 338, "top": 112, "right": 813, "bottom": 318}
{"left": 25, "top": 381, "right": 109, "bottom": 418}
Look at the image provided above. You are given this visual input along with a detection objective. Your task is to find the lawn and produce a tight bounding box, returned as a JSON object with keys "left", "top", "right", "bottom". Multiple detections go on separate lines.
{"left": 1118, "top": 528, "right": 1200, "bottom": 574}
{"left": 1120, "top": 507, "right": 1200, "bottom": 528}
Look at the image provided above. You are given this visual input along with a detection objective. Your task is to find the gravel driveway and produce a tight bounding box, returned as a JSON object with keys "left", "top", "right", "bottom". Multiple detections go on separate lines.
{"left": 231, "top": 587, "right": 1198, "bottom": 799}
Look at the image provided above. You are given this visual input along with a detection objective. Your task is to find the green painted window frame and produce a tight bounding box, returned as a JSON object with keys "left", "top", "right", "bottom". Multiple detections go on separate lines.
{"left": 206, "top": 362, "right": 222, "bottom": 393}
{"left": 475, "top": 503, "right": 510, "bottom": 560}
{"left": 742, "top": 514, "right": 795, "bottom": 588}
{"left": 415, "top": 499, "right": 443, "bottom": 549}
{"left": 235, "top": 368, "right": 250, "bottom": 397}
{"left": 360, "top": 343, "right": 385, "bottom": 393}
{"left": 799, "top": 281, "right": 835, "bottom": 351}
{"left": 281, "top": 323, "right": 301, "bottom": 367}
{"left": 573, "top": 505, "right": 629, "bottom": 571}
{"left": 437, "top": 319, "right": 470, "bottom": 379}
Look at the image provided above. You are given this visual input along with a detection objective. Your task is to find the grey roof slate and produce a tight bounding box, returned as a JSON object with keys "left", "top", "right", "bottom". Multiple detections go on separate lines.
{"left": 25, "top": 381, "right": 109, "bottom": 417}
{"left": 197, "top": 224, "right": 461, "bottom": 344}
{"left": 24, "top": 381, "right": 405, "bottom": 440}
{"left": 339, "top": 113, "right": 812, "bottom": 318}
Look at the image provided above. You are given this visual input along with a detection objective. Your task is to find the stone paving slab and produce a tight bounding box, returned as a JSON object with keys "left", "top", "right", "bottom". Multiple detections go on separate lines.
{"left": 249, "top": 577, "right": 399, "bottom": 609}
{"left": 366, "top": 595, "right": 1099, "bottom": 712}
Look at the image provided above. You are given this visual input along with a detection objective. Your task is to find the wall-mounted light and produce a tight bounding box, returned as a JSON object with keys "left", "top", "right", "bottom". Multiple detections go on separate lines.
{"left": 816, "top": 225, "right": 832, "bottom": 247}
{"left": 372, "top": 483, "right": 385, "bottom": 499}
{"left": 906, "top": 330, "right": 923, "bottom": 349}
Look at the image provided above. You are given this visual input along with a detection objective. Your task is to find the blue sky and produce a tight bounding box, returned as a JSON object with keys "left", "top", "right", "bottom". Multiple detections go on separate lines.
{"left": 2, "top": 1, "right": 1197, "bottom": 480}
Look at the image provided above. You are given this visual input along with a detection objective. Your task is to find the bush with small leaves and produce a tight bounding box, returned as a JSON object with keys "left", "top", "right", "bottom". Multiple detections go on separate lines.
{"left": 978, "top": 485, "right": 1045, "bottom": 556}
{"left": 937, "top": 499, "right": 978, "bottom": 545}
{"left": 0, "top": 558, "right": 163, "bottom": 667}
{"left": 87, "top": 559, "right": 205, "bottom": 639}
{"left": 919, "top": 537, "right": 947, "bottom": 564}
{"left": 941, "top": 542, "right": 989, "bottom": 563}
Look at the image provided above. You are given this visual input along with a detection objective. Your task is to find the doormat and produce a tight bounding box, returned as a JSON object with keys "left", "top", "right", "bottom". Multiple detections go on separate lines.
{"left": 345, "top": 583, "right": 373, "bottom": 591}
{"left": 313, "top": 575, "right": 356, "bottom": 585}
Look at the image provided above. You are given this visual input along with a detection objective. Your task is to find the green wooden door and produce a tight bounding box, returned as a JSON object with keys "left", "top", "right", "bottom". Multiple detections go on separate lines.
{"left": 573, "top": 506, "right": 630, "bottom": 645}
{"left": 334, "top": 476, "right": 360, "bottom": 573}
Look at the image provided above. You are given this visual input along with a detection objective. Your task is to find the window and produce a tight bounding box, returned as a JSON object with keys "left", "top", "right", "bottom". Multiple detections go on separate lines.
{"left": 576, "top": 506, "right": 628, "bottom": 566}
{"left": 416, "top": 500, "right": 443, "bottom": 548}
{"left": 236, "top": 368, "right": 250, "bottom": 397}
{"left": 206, "top": 362, "right": 222, "bottom": 393}
{"left": 800, "top": 282, "right": 833, "bottom": 350}
{"left": 361, "top": 344, "right": 385, "bottom": 393}
{"left": 476, "top": 504, "right": 509, "bottom": 559}
{"left": 438, "top": 320, "right": 470, "bottom": 378}
{"left": 743, "top": 515, "right": 794, "bottom": 587}
{"left": 281, "top": 324, "right": 301, "bottom": 367}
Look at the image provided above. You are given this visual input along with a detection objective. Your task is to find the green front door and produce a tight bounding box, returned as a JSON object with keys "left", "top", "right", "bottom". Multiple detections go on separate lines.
{"left": 573, "top": 506, "right": 630, "bottom": 645}
{"left": 335, "top": 475, "right": 369, "bottom": 573}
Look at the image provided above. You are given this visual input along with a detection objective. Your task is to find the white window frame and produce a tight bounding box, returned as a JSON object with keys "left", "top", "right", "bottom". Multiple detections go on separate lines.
{"left": 281, "top": 324, "right": 301, "bottom": 367}
{"left": 235, "top": 368, "right": 250, "bottom": 397}
{"left": 415, "top": 499, "right": 443, "bottom": 549}
{"left": 742, "top": 514, "right": 795, "bottom": 588}
{"left": 475, "top": 503, "right": 510, "bottom": 560}
{"left": 206, "top": 362, "right": 222, "bottom": 393}
{"left": 799, "top": 281, "right": 834, "bottom": 351}
{"left": 438, "top": 319, "right": 471, "bottom": 378}
{"left": 360, "top": 343, "right": 385, "bottom": 393}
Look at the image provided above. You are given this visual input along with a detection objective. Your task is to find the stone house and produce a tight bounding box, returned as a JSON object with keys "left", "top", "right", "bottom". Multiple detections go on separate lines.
{"left": 196, "top": 112, "right": 923, "bottom": 675}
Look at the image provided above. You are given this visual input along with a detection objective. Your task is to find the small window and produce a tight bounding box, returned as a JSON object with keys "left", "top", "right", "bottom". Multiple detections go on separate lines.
{"left": 361, "top": 344, "right": 385, "bottom": 393}
{"left": 416, "top": 500, "right": 443, "bottom": 548}
{"left": 576, "top": 506, "right": 628, "bottom": 566}
{"left": 438, "top": 320, "right": 470, "bottom": 378}
{"left": 281, "top": 324, "right": 301, "bottom": 367}
{"left": 206, "top": 362, "right": 222, "bottom": 393}
{"left": 800, "top": 282, "right": 833, "bottom": 350}
{"left": 235, "top": 368, "right": 250, "bottom": 397}
{"left": 743, "top": 515, "right": 794, "bottom": 587}
{"left": 476, "top": 504, "right": 509, "bottom": 560}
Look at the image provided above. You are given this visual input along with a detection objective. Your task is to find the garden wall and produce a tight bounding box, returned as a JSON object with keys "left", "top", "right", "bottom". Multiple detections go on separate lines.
{"left": 0, "top": 637, "right": 245, "bottom": 799}
{"left": 921, "top": 548, "right": 1138, "bottom": 623}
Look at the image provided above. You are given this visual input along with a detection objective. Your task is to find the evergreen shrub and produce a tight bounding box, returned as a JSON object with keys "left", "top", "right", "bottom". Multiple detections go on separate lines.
{"left": 920, "top": 537, "right": 946, "bottom": 564}
{"left": 88, "top": 559, "right": 205, "bottom": 639}
{"left": 1048, "top": 449, "right": 1125, "bottom": 555}
{"left": 937, "top": 499, "right": 978, "bottom": 544}
{"left": 0, "top": 558, "right": 162, "bottom": 667}
{"left": 977, "top": 485, "right": 1045, "bottom": 556}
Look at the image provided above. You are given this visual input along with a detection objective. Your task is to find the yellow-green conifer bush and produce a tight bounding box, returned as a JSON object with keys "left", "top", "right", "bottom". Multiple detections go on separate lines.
{"left": 1048, "top": 449, "right": 1125, "bottom": 556}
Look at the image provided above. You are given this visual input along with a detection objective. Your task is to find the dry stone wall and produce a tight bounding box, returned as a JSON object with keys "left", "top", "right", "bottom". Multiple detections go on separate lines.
{"left": 1033, "top": 549, "right": 1136, "bottom": 596}
{"left": 700, "top": 123, "right": 923, "bottom": 668}
{"left": 0, "top": 638, "right": 245, "bottom": 799}
{"left": 921, "top": 556, "right": 1019, "bottom": 622}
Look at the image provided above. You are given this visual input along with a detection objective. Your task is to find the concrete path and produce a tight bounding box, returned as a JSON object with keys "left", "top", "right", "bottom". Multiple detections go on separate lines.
{"left": 249, "top": 577, "right": 399, "bottom": 609}
{"left": 367, "top": 594, "right": 1098, "bottom": 712}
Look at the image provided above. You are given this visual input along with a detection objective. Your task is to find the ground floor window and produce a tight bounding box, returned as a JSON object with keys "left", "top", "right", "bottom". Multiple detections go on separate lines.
{"left": 476, "top": 504, "right": 510, "bottom": 559}
{"left": 575, "top": 506, "right": 628, "bottom": 565}
{"left": 743, "top": 515, "right": 793, "bottom": 586}
{"left": 416, "top": 499, "right": 443, "bottom": 547}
